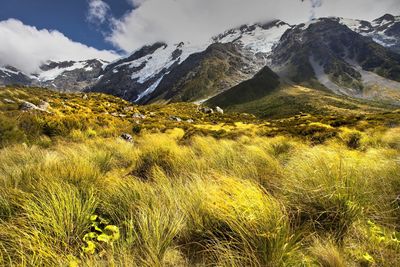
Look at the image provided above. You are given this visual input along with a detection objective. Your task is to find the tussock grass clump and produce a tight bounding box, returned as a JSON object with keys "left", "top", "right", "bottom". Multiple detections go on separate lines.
{"left": 282, "top": 145, "right": 400, "bottom": 242}
{"left": 0, "top": 183, "right": 97, "bottom": 266}
{"left": 132, "top": 133, "right": 194, "bottom": 180}
{"left": 182, "top": 175, "right": 298, "bottom": 266}
{"left": 309, "top": 239, "right": 347, "bottom": 267}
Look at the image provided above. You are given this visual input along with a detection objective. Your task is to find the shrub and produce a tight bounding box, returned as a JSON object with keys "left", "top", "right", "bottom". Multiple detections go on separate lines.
{"left": 0, "top": 115, "right": 26, "bottom": 147}
{"left": 339, "top": 128, "right": 363, "bottom": 149}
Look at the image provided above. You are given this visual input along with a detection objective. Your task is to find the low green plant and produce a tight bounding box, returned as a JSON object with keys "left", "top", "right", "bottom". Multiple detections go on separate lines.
{"left": 81, "top": 215, "right": 120, "bottom": 256}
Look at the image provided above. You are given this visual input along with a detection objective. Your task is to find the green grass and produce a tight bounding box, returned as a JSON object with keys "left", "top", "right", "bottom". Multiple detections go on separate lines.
{"left": 0, "top": 86, "right": 399, "bottom": 266}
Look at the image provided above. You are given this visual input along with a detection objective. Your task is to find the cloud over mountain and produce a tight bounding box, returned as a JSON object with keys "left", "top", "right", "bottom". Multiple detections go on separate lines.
{"left": 0, "top": 19, "right": 119, "bottom": 73}
{"left": 107, "top": 0, "right": 400, "bottom": 52}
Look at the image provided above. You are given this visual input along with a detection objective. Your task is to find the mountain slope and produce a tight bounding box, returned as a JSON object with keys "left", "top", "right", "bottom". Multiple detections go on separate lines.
{"left": 140, "top": 43, "right": 265, "bottom": 104}
{"left": 270, "top": 18, "right": 400, "bottom": 103}
{"left": 206, "top": 66, "right": 280, "bottom": 108}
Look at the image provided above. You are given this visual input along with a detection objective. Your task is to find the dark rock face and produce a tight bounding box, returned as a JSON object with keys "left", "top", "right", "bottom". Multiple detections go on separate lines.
{"left": 40, "top": 61, "right": 75, "bottom": 71}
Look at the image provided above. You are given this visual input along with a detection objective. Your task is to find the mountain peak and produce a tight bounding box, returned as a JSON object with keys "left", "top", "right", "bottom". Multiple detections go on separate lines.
{"left": 373, "top": 13, "right": 395, "bottom": 23}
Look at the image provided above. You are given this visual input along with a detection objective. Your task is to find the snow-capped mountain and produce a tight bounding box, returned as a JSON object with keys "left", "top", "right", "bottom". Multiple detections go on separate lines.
{"left": 0, "top": 59, "right": 108, "bottom": 91}
{"left": 214, "top": 20, "right": 291, "bottom": 58}
{"left": 340, "top": 14, "right": 400, "bottom": 53}
{"left": 32, "top": 59, "right": 108, "bottom": 92}
{"left": 89, "top": 15, "right": 400, "bottom": 105}
{"left": 90, "top": 41, "right": 212, "bottom": 102}
{"left": 270, "top": 17, "right": 400, "bottom": 103}
{"left": 90, "top": 20, "right": 292, "bottom": 103}
{"left": 2, "top": 14, "right": 400, "bottom": 105}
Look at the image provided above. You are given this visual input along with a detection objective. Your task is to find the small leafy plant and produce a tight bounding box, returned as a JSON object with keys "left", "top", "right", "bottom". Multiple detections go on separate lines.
{"left": 81, "top": 215, "right": 120, "bottom": 256}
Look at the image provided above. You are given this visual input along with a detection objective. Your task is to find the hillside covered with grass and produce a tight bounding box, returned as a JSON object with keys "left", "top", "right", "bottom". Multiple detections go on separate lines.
{"left": 0, "top": 86, "right": 399, "bottom": 266}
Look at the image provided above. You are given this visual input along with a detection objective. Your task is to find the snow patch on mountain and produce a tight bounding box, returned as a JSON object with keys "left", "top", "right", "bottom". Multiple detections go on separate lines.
{"left": 339, "top": 15, "right": 400, "bottom": 51}
{"left": 217, "top": 22, "right": 291, "bottom": 55}
{"left": 36, "top": 62, "right": 86, "bottom": 82}
{"left": 0, "top": 67, "right": 22, "bottom": 77}
{"left": 135, "top": 77, "right": 163, "bottom": 102}
{"left": 35, "top": 61, "right": 104, "bottom": 82}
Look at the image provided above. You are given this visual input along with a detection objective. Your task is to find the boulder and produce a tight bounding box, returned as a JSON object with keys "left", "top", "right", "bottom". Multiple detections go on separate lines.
{"left": 124, "top": 106, "right": 135, "bottom": 112}
{"left": 38, "top": 100, "right": 50, "bottom": 111}
{"left": 3, "top": 98, "right": 15, "bottom": 104}
{"left": 199, "top": 107, "right": 214, "bottom": 114}
{"left": 215, "top": 106, "right": 224, "bottom": 114}
{"left": 132, "top": 113, "right": 146, "bottom": 119}
{"left": 170, "top": 116, "right": 182, "bottom": 122}
{"left": 19, "top": 101, "right": 38, "bottom": 111}
{"left": 121, "top": 133, "right": 133, "bottom": 142}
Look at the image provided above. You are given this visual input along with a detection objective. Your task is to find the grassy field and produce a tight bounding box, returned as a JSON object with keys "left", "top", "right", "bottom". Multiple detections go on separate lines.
{"left": 0, "top": 86, "right": 399, "bottom": 266}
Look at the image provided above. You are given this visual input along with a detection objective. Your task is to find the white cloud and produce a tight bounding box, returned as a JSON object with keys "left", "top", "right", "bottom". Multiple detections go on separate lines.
{"left": 87, "top": 0, "right": 111, "bottom": 25}
{"left": 0, "top": 19, "right": 119, "bottom": 73}
{"left": 107, "top": 0, "right": 400, "bottom": 53}
{"left": 127, "top": 0, "right": 147, "bottom": 8}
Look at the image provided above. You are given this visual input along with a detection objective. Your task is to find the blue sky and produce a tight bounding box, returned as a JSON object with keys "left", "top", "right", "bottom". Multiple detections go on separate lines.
{"left": 0, "top": 0, "right": 131, "bottom": 51}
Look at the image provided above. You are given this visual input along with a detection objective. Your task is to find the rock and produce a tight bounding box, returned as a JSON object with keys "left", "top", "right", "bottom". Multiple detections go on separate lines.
{"left": 132, "top": 113, "right": 146, "bottom": 119}
{"left": 199, "top": 107, "right": 214, "bottom": 114}
{"left": 170, "top": 116, "right": 182, "bottom": 122}
{"left": 186, "top": 119, "right": 194, "bottom": 123}
{"left": 215, "top": 106, "right": 224, "bottom": 114}
{"left": 82, "top": 94, "right": 88, "bottom": 100}
{"left": 111, "top": 112, "right": 119, "bottom": 117}
{"left": 37, "top": 100, "right": 50, "bottom": 111}
{"left": 20, "top": 101, "right": 38, "bottom": 111}
{"left": 3, "top": 98, "right": 15, "bottom": 104}
{"left": 121, "top": 133, "right": 133, "bottom": 142}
